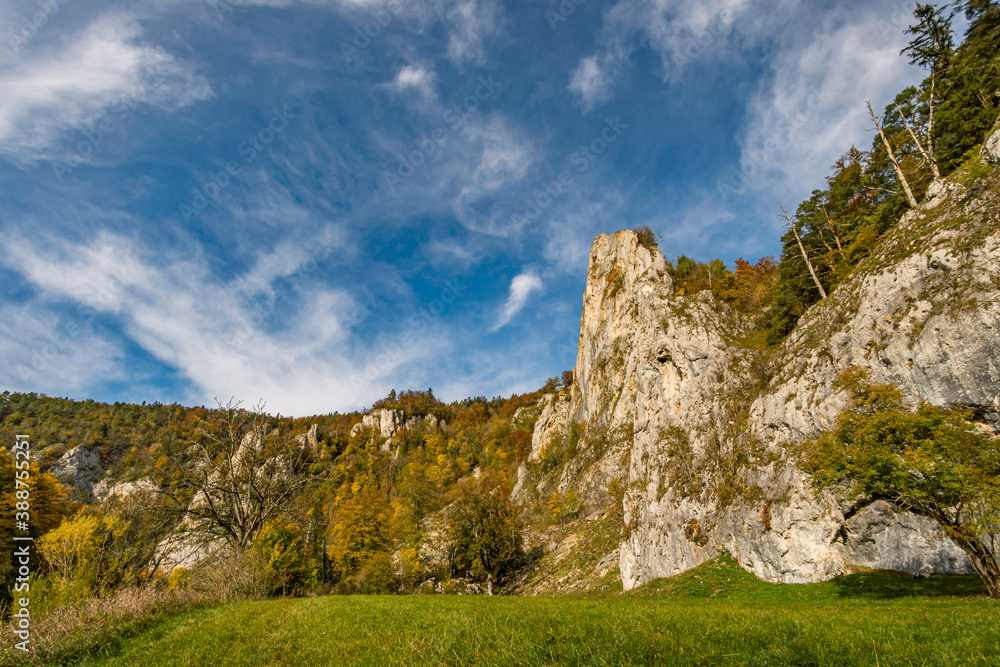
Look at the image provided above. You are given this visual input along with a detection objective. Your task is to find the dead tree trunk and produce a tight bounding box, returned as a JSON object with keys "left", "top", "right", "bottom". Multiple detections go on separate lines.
{"left": 781, "top": 207, "right": 827, "bottom": 299}
{"left": 896, "top": 106, "right": 934, "bottom": 174}
{"left": 927, "top": 74, "right": 941, "bottom": 180}
{"left": 867, "top": 101, "right": 919, "bottom": 208}
{"left": 896, "top": 97, "right": 941, "bottom": 181}
{"left": 821, "top": 208, "right": 843, "bottom": 253}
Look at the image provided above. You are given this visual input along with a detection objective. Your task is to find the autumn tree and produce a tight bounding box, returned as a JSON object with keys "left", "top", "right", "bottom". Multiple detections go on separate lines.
{"left": 327, "top": 488, "right": 391, "bottom": 580}
{"left": 546, "top": 489, "right": 581, "bottom": 524}
{"left": 0, "top": 450, "right": 72, "bottom": 597}
{"left": 560, "top": 369, "right": 574, "bottom": 389}
{"left": 38, "top": 514, "right": 99, "bottom": 586}
{"left": 714, "top": 256, "right": 779, "bottom": 316}
{"left": 252, "top": 519, "right": 318, "bottom": 596}
{"left": 633, "top": 225, "right": 661, "bottom": 252}
{"left": 90, "top": 494, "right": 176, "bottom": 591}
{"left": 154, "top": 398, "right": 312, "bottom": 556}
{"left": 803, "top": 368, "right": 1000, "bottom": 597}
{"left": 448, "top": 486, "right": 524, "bottom": 595}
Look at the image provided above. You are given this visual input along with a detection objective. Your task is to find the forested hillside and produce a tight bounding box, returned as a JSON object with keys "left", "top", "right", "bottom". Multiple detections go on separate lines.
{"left": 0, "top": 383, "right": 554, "bottom": 600}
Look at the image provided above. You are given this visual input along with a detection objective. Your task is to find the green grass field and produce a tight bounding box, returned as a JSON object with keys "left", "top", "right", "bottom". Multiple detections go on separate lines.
{"left": 54, "top": 556, "right": 995, "bottom": 667}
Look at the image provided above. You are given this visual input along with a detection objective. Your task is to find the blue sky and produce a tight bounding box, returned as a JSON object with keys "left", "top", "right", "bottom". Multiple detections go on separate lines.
{"left": 0, "top": 0, "right": 925, "bottom": 415}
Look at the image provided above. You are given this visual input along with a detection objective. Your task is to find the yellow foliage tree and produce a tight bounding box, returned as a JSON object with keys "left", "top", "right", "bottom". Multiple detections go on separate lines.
{"left": 327, "top": 489, "right": 390, "bottom": 580}
{"left": 547, "top": 489, "right": 581, "bottom": 524}
{"left": 0, "top": 449, "right": 73, "bottom": 587}
{"left": 252, "top": 519, "right": 317, "bottom": 596}
{"left": 38, "top": 514, "right": 99, "bottom": 583}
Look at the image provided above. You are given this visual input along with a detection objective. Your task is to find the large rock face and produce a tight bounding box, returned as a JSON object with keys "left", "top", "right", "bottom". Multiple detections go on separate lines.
{"left": 48, "top": 445, "right": 104, "bottom": 495}
{"left": 349, "top": 409, "right": 435, "bottom": 453}
{"left": 294, "top": 424, "right": 319, "bottom": 451}
{"left": 516, "top": 158, "right": 1000, "bottom": 590}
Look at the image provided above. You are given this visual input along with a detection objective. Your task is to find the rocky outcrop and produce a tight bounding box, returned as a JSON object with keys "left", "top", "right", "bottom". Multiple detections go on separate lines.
{"left": 93, "top": 476, "right": 158, "bottom": 503}
{"left": 350, "top": 408, "right": 404, "bottom": 440}
{"left": 48, "top": 445, "right": 104, "bottom": 495}
{"left": 294, "top": 424, "right": 319, "bottom": 451}
{"left": 349, "top": 409, "right": 443, "bottom": 453}
{"left": 841, "top": 501, "right": 971, "bottom": 576}
{"left": 418, "top": 511, "right": 452, "bottom": 574}
{"left": 527, "top": 393, "right": 571, "bottom": 461}
{"left": 755, "top": 207, "right": 1000, "bottom": 441}
{"left": 517, "top": 155, "right": 999, "bottom": 591}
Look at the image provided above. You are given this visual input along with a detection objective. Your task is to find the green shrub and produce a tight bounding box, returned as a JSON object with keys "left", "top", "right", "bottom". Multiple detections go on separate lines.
{"left": 632, "top": 226, "right": 661, "bottom": 252}
{"left": 355, "top": 552, "right": 398, "bottom": 594}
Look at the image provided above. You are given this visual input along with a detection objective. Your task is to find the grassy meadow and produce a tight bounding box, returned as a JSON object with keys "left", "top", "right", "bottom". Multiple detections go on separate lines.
{"left": 7, "top": 556, "right": 996, "bottom": 667}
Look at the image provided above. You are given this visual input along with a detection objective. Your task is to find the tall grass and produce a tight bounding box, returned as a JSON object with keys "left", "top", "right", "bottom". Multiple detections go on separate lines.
{"left": 0, "top": 587, "right": 210, "bottom": 667}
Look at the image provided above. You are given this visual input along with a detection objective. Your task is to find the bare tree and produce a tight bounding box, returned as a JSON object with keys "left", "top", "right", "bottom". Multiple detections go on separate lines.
{"left": 155, "top": 398, "right": 312, "bottom": 557}
{"left": 821, "top": 208, "right": 843, "bottom": 253}
{"left": 781, "top": 207, "right": 827, "bottom": 299}
{"left": 896, "top": 104, "right": 941, "bottom": 180}
{"left": 901, "top": 3, "right": 955, "bottom": 181}
{"left": 867, "top": 101, "right": 919, "bottom": 208}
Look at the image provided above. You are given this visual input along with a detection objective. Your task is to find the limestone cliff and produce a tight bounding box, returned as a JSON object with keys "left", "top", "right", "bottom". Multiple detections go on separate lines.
{"left": 514, "top": 139, "right": 1000, "bottom": 590}
{"left": 349, "top": 408, "right": 439, "bottom": 452}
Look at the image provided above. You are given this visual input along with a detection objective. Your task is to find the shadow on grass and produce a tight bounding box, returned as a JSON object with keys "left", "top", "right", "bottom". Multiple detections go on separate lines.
{"left": 827, "top": 570, "right": 988, "bottom": 599}
{"left": 626, "top": 553, "right": 993, "bottom": 603}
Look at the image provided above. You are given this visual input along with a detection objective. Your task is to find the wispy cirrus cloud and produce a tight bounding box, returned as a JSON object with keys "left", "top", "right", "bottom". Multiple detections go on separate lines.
{"left": 0, "top": 0, "right": 933, "bottom": 413}
{"left": 568, "top": 0, "right": 757, "bottom": 109}
{"left": 0, "top": 301, "right": 125, "bottom": 394}
{"left": 0, "top": 228, "right": 445, "bottom": 414}
{"left": 568, "top": 55, "right": 612, "bottom": 111}
{"left": 0, "top": 13, "right": 211, "bottom": 162}
{"left": 737, "top": 0, "right": 918, "bottom": 200}
{"left": 444, "top": 0, "right": 502, "bottom": 64}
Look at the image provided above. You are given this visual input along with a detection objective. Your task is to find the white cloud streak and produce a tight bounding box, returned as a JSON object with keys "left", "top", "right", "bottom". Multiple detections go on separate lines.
{"left": 0, "top": 13, "right": 211, "bottom": 162}
{"left": 0, "top": 302, "right": 125, "bottom": 395}
{"left": 568, "top": 0, "right": 758, "bottom": 108}
{"left": 444, "top": 0, "right": 501, "bottom": 64}
{"left": 568, "top": 55, "right": 612, "bottom": 111}
{"left": 392, "top": 64, "right": 436, "bottom": 97}
{"left": 451, "top": 114, "right": 535, "bottom": 235}
{"left": 494, "top": 271, "right": 542, "bottom": 331}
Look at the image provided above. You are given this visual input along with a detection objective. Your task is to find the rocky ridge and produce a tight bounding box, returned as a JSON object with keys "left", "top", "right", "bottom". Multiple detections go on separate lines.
{"left": 513, "top": 140, "right": 1000, "bottom": 590}
{"left": 349, "top": 408, "right": 442, "bottom": 452}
